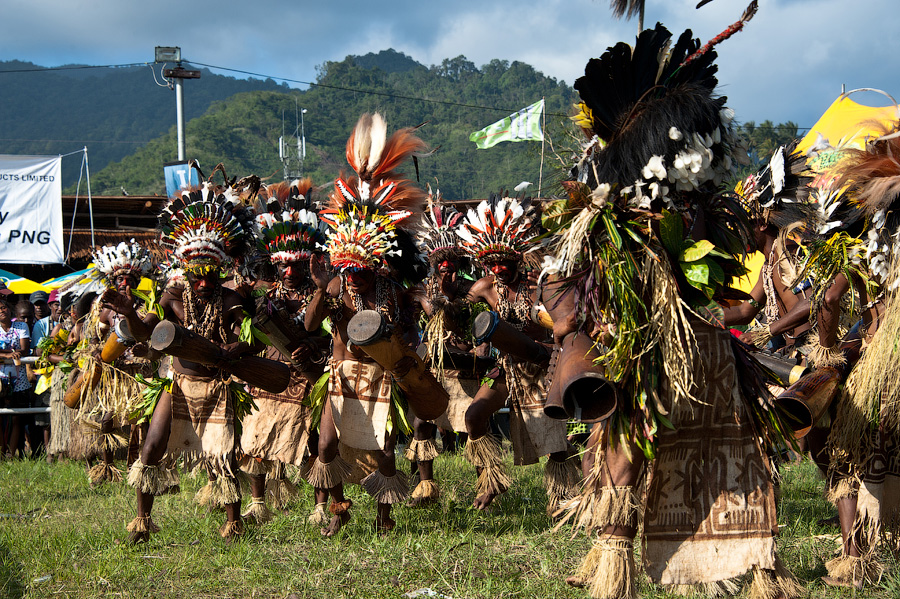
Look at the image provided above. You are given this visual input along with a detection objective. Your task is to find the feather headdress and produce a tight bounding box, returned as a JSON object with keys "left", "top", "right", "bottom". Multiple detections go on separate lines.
{"left": 456, "top": 193, "right": 541, "bottom": 265}
{"left": 158, "top": 163, "right": 259, "bottom": 275}
{"left": 90, "top": 240, "right": 154, "bottom": 287}
{"left": 831, "top": 122, "right": 900, "bottom": 288}
{"left": 255, "top": 178, "right": 327, "bottom": 264}
{"left": 420, "top": 187, "right": 466, "bottom": 265}
{"left": 739, "top": 139, "right": 814, "bottom": 229}
{"left": 320, "top": 113, "right": 429, "bottom": 286}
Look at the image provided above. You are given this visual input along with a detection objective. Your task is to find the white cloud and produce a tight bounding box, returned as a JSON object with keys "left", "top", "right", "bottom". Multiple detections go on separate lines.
{"left": 2, "top": 0, "right": 899, "bottom": 130}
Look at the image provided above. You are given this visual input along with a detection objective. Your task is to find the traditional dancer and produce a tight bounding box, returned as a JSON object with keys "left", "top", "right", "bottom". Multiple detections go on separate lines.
{"left": 304, "top": 112, "right": 430, "bottom": 535}
{"left": 725, "top": 141, "right": 814, "bottom": 353}
{"left": 800, "top": 123, "right": 900, "bottom": 588}
{"left": 408, "top": 194, "right": 489, "bottom": 506}
{"left": 456, "top": 194, "right": 578, "bottom": 514}
{"left": 71, "top": 241, "right": 156, "bottom": 485}
{"left": 239, "top": 178, "right": 331, "bottom": 525}
{"left": 549, "top": 18, "right": 800, "bottom": 598}
{"left": 102, "top": 176, "right": 261, "bottom": 542}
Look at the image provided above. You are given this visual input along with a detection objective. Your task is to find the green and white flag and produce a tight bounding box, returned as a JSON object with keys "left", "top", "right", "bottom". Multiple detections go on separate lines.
{"left": 469, "top": 99, "right": 544, "bottom": 149}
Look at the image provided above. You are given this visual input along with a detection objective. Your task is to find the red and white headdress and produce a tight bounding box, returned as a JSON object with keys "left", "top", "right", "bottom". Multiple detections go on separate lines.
{"left": 456, "top": 193, "right": 541, "bottom": 265}
{"left": 255, "top": 178, "right": 327, "bottom": 264}
{"left": 91, "top": 239, "right": 154, "bottom": 287}
{"left": 420, "top": 187, "right": 466, "bottom": 266}
{"left": 319, "top": 113, "right": 429, "bottom": 286}
{"left": 158, "top": 164, "right": 259, "bottom": 275}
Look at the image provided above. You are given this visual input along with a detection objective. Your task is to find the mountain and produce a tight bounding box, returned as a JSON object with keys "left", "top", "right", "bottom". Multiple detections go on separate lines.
{"left": 0, "top": 60, "right": 289, "bottom": 185}
{"left": 88, "top": 52, "right": 579, "bottom": 200}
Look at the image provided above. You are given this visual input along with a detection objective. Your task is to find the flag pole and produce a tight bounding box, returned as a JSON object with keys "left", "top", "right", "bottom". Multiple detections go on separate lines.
{"left": 538, "top": 97, "right": 545, "bottom": 198}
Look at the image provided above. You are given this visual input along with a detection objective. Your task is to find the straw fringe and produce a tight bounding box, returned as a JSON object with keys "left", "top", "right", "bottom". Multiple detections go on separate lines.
{"left": 239, "top": 455, "right": 272, "bottom": 476}
{"left": 361, "top": 470, "right": 409, "bottom": 504}
{"left": 265, "top": 476, "right": 299, "bottom": 510}
{"left": 555, "top": 484, "right": 641, "bottom": 532}
{"left": 126, "top": 515, "right": 160, "bottom": 534}
{"left": 308, "top": 502, "right": 331, "bottom": 526}
{"left": 241, "top": 498, "right": 273, "bottom": 524}
{"left": 825, "top": 553, "right": 884, "bottom": 587}
{"left": 749, "top": 557, "right": 803, "bottom": 599}
{"left": 825, "top": 475, "right": 857, "bottom": 505}
{"left": 405, "top": 438, "right": 440, "bottom": 462}
{"left": 545, "top": 457, "right": 581, "bottom": 515}
{"left": 196, "top": 476, "right": 242, "bottom": 508}
{"left": 88, "top": 462, "right": 123, "bottom": 485}
{"left": 218, "top": 519, "right": 245, "bottom": 539}
{"left": 575, "top": 535, "right": 636, "bottom": 599}
{"left": 410, "top": 478, "right": 440, "bottom": 501}
{"left": 805, "top": 339, "right": 846, "bottom": 370}
{"left": 465, "top": 435, "right": 512, "bottom": 496}
{"left": 665, "top": 579, "right": 740, "bottom": 597}
{"left": 128, "top": 458, "right": 173, "bottom": 496}
{"left": 305, "top": 456, "right": 352, "bottom": 489}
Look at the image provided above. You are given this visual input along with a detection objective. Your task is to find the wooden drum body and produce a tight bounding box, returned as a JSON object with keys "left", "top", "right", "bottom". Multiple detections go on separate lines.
{"left": 347, "top": 310, "right": 449, "bottom": 421}
{"left": 471, "top": 311, "right": 551, "bottom": 363}
{"left": 149, "top": 320, "right": 290, "bottom": 394}
{"left": 545, "top": 333, "right": 618, "bottom": 423}
{"left": 775, "top": 367, "right": 843, "bottom": 439}
{"left": 63, "top": 333, "right": 128, "bottom": 409}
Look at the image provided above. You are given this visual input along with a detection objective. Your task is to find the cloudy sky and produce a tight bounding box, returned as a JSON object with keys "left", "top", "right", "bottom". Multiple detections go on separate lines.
{"left": 2, "top": 0, "right": 898, "bottom": 133}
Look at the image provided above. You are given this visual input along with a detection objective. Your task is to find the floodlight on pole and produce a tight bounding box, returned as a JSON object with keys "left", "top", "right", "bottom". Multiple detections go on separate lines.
{"left": 300, "top": 108, "right": 308, "bottom": 160}
{"left": 155, "top": 45, "right": 200, "bottom": 161}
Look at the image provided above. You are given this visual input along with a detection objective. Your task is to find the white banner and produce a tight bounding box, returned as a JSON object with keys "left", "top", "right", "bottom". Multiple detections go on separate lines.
{"left": 0, "top": 155, "right": 64, "bottom": 264}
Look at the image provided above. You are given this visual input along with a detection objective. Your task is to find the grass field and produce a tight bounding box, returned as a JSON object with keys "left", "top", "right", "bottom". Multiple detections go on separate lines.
{"left": 1, "top": 447, "right": 898, "bottom": 598}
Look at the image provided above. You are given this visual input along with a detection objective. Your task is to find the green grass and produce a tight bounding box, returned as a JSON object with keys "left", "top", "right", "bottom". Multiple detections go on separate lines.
{"left": 0, "top": 450, "right": 898, "bottom": 598}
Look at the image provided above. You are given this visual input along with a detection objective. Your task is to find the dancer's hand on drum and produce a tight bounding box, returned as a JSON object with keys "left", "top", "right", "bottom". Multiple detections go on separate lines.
{"left": 310, "top": 254, "right": 331, "bottom": 290}
{"left": 101, "top": 288, "right": 136, "bottom": 316}
{"left": 392, "top": 355, "right": 418, "bottom": 378}
{"left": 738, "top": 331, "right": 756, "bottom": 347}
{"left": 291, "top": 340, "right": 313, "bottom": 362}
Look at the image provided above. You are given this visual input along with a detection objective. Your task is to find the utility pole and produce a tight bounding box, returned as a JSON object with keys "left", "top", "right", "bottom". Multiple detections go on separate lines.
{"left": 155, "top": 46, "right": 200, "bottom": 161}
{"left": 278, "top": 101, "right": 308, "bottom": 181}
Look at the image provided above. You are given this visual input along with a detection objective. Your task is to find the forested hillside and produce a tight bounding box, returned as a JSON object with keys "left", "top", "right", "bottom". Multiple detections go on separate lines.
{"left": 89, "top": 50, "right": 579, "bottom": 200}
{"left": 3, "top": 50, "right": 799, "bottom": 200}
{"left": 0, "top": 60, "right": 288, "bottom": 185}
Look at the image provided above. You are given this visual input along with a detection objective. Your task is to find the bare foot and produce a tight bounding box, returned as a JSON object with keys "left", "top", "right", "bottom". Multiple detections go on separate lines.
{"left": 406, "top": 495, "right": 437, "bottom": 508}
{"left": 472, "top": 491, "right": 499, "bottom": 511}
{"left": 127, "top": 530, "right": 150, "bottom": 544}
{"left": 822, "top": 575, "right": 863, "bottom": 590}
{"left": 374, "top": 516, "right": 396, "bottom": 533}
{"left": 321, "top": 513, "right": 350, "bottom": 537}
{"left": 565, "top": 575, "right": 586, "bottom": 588}
{"left": 321, "top": 500, "right": 352, "bottom": 538}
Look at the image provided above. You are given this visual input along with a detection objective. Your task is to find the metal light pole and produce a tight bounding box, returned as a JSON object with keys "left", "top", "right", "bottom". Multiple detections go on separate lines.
{"left": 156, "top": 46, "right": 200, "bottom": 161}
{"left": 299, "top": 108, "right": 308, "bottom": 175}
{"left": 300, "top": 108, "right": 307, "bottom": 159}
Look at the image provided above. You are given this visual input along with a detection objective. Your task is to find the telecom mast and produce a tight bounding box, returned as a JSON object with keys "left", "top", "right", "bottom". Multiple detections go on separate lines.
{"left": 278, "top": 101, "right": 307, "bottom": 180}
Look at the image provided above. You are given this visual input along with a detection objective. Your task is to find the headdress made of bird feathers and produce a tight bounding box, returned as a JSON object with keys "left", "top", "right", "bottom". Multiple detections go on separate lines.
{"left": 158, "top": 163, "right": 260, "bottom": 275}
{"left": 255, "top": 178, "right": 327, "bottom": 264}
{"left": 830, "top": 121, "right": 900, "bottom": 289}
{"left": 456, "top": 193, "right": 541, "bottom": 265}
{"left": 543, "top": 13, "right": 788, "bottom": 461}
{"left": 420, "top": 187, "right": 467, "bottom": 265}
{"left": 319, "top": 113, "right": 429, "bottom": 287}
{"left": 738, "top": 139, "right": 814, "bottom": 230}
{"left": 90, "top": 240, "right": 154, "bottom": 288}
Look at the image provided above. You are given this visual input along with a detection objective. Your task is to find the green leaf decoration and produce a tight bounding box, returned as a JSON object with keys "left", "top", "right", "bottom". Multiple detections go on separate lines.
{"left": 682, "top": 260, "right": 710, "bottom": 286}
{"left": 659, "top": 210, "right": 685, "bottom": 256}
{"left": 691, "top": 298, "right": 726, "bottom": 329}
{"left": 680, "top": 239, "right": 715, "bottom": 262}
